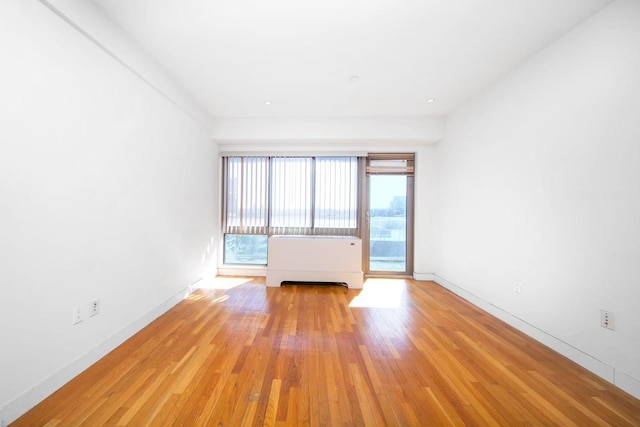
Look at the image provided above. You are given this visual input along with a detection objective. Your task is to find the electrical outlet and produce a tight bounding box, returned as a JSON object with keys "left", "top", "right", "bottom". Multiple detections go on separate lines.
{"left": 513, "top": 281, "right": 523, "bottom": 294}
{"left": 90, "top": 299, "right": 100, "bottom": 317}
{"left": 600, "top": 310, "right": 615, "bottom": 330}
{"left": 72, "top": 306, "right": 83, "bottom": 325}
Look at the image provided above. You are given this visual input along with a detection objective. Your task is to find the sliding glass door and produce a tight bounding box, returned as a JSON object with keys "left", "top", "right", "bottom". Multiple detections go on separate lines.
{"left": 364, "top": 155, "right": 414, "bottom": 275}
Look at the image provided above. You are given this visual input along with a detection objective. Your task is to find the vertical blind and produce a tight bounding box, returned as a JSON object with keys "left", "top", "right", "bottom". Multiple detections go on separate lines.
{"left": 223, "top": 156, "right": 360, "bottom": 236}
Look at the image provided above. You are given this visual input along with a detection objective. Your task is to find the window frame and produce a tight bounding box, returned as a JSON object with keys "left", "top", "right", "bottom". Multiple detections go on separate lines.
{"left": 221, "top": 155, "right": 363, "bottom": 265}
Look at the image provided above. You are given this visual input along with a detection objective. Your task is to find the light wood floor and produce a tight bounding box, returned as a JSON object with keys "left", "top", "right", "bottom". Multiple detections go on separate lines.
{"left": 13, "top": 278, "right": 640, "bottom": 426}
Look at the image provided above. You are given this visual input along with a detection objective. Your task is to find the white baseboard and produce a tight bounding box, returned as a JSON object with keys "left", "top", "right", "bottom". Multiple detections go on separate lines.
{"left": 433, "top": 274, "right": 640, "bottom": 400}
{"left": 217, "top": 266, "right": 266, "bottom": 277}
{"left": 616, "top": 370, "right": 640, "bottom": 399}
{"left": 413, "top": 272, "right": 436, "bottom": 281}
{"left": 0, "top": 286, "right": 193, "bottom": 425}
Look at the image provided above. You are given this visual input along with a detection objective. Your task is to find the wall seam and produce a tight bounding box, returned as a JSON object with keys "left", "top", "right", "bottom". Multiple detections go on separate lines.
{"left": 36, "top": 0, "right": 211, "bottom": 131}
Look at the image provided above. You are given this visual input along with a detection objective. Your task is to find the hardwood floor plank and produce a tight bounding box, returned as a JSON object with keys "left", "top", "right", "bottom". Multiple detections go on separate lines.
{"left": 422, "top": 386, "right": 463, "bottom": 426}
{"left": 11, "top": 278, "right": 640, "bottom": 426}
{"left": 263, "top": 379, "right": 282, "bottom": 426}
{"left": 592, "top": 396, "right": 640, "bottom": 426}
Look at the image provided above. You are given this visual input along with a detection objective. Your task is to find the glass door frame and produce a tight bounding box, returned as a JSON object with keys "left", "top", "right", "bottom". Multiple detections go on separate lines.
{"left": 361, "top": 154, "right": 415, "bottom": 277}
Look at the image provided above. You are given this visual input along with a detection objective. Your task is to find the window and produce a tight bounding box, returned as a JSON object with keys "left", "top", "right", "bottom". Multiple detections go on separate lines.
{"left": 224, "top": 234, "right": 268, "bottom": 265}
{"left": 222, "top": 156, "right": 361, "bottom": 264}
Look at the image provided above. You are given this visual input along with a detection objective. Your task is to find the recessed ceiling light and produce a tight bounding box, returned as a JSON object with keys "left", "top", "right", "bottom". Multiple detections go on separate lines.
{"left": 426, "top": 98, "right": 435, "bottom": 103}
{"left": 349, "top": 75, "right": 359, "bottom": 82}
{"left": 264, "top": 101, "right": 272, "bottom": 105}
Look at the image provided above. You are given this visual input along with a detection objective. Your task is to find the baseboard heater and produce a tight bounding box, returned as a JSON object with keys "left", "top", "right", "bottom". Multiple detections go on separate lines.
{"left": 281, "top": 281, "right": 349, "bottom": 288}
{"left": 266, "top": 236, "right": 364, "bottom": 289}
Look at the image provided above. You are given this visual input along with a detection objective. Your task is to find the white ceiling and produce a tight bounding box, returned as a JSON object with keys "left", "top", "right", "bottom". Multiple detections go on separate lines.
{"left": 91, "top": 0, "right": 612, "bottom": 118}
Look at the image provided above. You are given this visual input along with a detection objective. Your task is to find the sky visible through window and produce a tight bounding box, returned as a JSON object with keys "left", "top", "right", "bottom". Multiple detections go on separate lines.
{"left": 369, "top": 175, "right": 406, "bottom": 209}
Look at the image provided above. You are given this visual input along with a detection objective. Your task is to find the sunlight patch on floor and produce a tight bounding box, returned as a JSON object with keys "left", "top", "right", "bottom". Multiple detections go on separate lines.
{"left": 349, "top": 278, "right": 404, "bottom": 308}
{"left": 210, "top": 295, "right": 230, "bottom": 304}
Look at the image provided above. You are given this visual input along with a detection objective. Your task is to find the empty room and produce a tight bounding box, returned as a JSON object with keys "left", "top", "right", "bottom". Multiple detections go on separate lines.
{"left": 2, "top": 0, "right": 640, "bottom": 425}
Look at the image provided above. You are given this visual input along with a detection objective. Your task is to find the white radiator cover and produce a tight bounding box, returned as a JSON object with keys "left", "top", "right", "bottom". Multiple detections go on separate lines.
{"left": 266, "top": 236, "right": 363, "bottom": 289}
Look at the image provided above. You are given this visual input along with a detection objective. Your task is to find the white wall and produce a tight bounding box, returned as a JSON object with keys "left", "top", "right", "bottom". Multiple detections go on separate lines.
{"left": 0, "top": 0, "right": 218, "bottom": 423}
{"left": 45, "top": 0, "right": 214, "bottom": 130}
{"left": 436, "top": 0, "right": 640, "bottom": 397}
{"left": 413, "top": 144, "right": 440, "bottom": 280}
{"left": 212, "top": 116, "right": 444, "bottom": 146}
